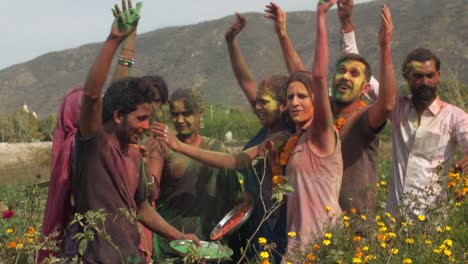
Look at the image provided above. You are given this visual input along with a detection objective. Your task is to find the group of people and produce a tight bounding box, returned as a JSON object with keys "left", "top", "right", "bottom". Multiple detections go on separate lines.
{"left": 40, "top": 0, "right": 467, "bottom": 263}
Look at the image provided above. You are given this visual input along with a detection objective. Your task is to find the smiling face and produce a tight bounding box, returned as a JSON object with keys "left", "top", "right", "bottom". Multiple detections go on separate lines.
{"left": 287, "top": 81, "right": 314, "bottom": 127}
{"left": 115, "top": 102, "right": 151, "bottom": 144}
{"left": 255, "top": 90, "right": 282, "bottom": 127}
{"left": 170, "top": 99, "right": 201, "bottom": 137}
{"left": 333, "top": 60, "right": 369, "bottom": 105}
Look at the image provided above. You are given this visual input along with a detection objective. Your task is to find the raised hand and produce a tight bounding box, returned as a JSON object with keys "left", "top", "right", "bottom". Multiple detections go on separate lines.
{"left": 337, "top": 0, "right": 353, "bottom": 32}
{"left": 150, "top": 122, "right": 181, "bottom": 151}
{"left": 317, "top": 0, "right": 337, "bottom": 15}
{"left": 378, "top": 4, "right": 393, "bottom": 48}
{"left": 110, "top": 0, "right": 142, "bottom": 38}
{"left": 264, "top": 2, "right": 287, "bottom": 37}
{"left": 225, "top": 13, "right": 246, "bottom": 43}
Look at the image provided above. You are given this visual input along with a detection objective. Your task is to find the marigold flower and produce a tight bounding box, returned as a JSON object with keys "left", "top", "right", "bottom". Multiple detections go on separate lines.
{"left": 455, "top": 202, "right": 461, "bottom": 207}
{"left": 27, "top": 237, "right": 34, "bottom": 243}
{"left": 261, "top": 260, "right": 270, "bottom": 264}
{"left": 272, "top": 175, "right": 284, "bottom": 186}
{"left": 335, "top": 117, "right": 345, "bottom": 130}
{"left": 325, "top": 206, "right": 332, "bottom": 212}
{"left": 402, "top": 258, "right": 412, "bottom": 264}
{"left": 307, "top": 253, "right": 316, "bottom": 261}
{"left": 417, "top": 215, "right": 426, "bottom": 222}
{"left": 360, "top": 215, "right": 367, "bottom": 221}
{"left": 445, "top": 226, "right": 451, "bottom": 231}
{"left": 384, "top": 212, "right": 391, "bottom": 218}
{"left": 7, "top": 241, "right": 16, "bottom": 249}
{"left": 27, "top": 226, "right": 35, "bottom": 235}
{"left": 362, "top": 246, "right": 369, "bottom": 251}
{"left": 258, "top": 237, "right": 267, "bottom": 245}
{"left": 375, "top": 215, "right": 381, "bottom": 221}
{"left": 16, "top": 243, "right": 23, "bottom": 250}
{"left": 436, "top": 227, "right": 443, "bottom": 233}
{"left": 377, "top": 221, "right": 385, "bottom": 227}
{"left": 444, "top": 249, "right": 452, "bottom": 256}
{"left": 391, "top": 248, "right": 399, "bottom": 255}
{"left": 344, "top": 221, "right": 350, "bottom": 228}
{"left": 324, "top": 233, "right": 332, "bottom": 239}
{"left": 425, "top": 240, "right": 432, "bottom": 245}
{"left": 380, "top": 242, "right": 386, "bottom": 248}
{"left": 2, "top": 209, "right": 14, "bottom": 219}
{"left": 352, "top": 258, "right": 362, "bottom": 263}
{"left": 259, "top": 251, "right": 269, "bottom": 259}
{"left": 378, "top": 234, "right": 386, "bottom": 241}
{"left": 364, "top": 255, "right": 376, "bottom": 261}
{"left": 380, "top": 180, "right": 387, "bottom": 186}
{"left": 353, "top": 236, "right": 361, "bottom": 242}
{"left": 350, "top": 207, "right": 357, "bottom": 214}
{"left": 343, "top": 215, "right": 350, "bottom": 221}
{"left": 313, "top": 244, "right": 320, "bottom": 251}
{"left": 434, "top": 248, "right": 442, "bottom": 254}
{"left": 287, "top": 232, "right": 296, "bottom": 238}
{"left": 322, "top": 239, "right": 331, "bottom": 246}
{"left": 379, "top": 226, "right": 387, "bottom": 233}
{"left": 405, "top": 238, "right": 414, "bottom": 244}
{"left": 390, "top": 217, "right": 396, "bottom": 223}
{"left": 6, "top": 228, "right": 13, "bottom": 234}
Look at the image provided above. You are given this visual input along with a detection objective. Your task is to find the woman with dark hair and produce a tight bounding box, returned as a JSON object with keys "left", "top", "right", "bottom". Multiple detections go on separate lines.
{"left": 145, "top": 88, "right": 240, "bottom": 261}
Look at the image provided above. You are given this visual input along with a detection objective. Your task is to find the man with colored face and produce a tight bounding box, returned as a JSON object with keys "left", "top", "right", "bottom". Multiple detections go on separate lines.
{"left": 71, "top": 3, "right": 199, "bottom": 262}
{"left": 269, "top": 0, "right": 396, "bottom": 215}
{"left": 384, "top": 48, "right": 468, "bottom": 216}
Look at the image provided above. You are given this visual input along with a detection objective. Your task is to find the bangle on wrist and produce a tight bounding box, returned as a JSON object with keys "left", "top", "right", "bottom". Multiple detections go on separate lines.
{"left": 117, "top": 55, "right": 135, "bottom": 67}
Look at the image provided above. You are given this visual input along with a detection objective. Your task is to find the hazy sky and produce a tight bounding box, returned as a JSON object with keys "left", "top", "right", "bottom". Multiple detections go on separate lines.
{"left": 2, "top": 0, "right": 373, "bottom": 70}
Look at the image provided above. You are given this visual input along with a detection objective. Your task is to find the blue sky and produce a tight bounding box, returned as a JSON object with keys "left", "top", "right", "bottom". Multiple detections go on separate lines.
{"left": 2, "top": 0, "right": 373, "bottom": 70}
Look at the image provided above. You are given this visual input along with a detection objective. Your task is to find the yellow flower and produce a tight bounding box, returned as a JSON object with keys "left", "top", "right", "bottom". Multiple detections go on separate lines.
{"left": 362, "top": 246, "right": 369, "bottom": 251}
{"left": 390, "top": 217, "right": 396, "bottom": 223}
{"left": 360, "top": 215, "right": 367, "bottom": 221}
{"left": 287, "top": 232, "right": 296, "bottom": 238}
{"left": 326, "top": 206, "right": 332, "bottom": 212}
{"left": 322, "top": 239, "right": 331, "bottom": 246}
{"left": 343, "top": 215, "right": 350, "bottom": 221}
{"left": 405, "top": 238, "right": 415, "bottom": 245}
{"left": 417, "top": 215, "right": 426, "bottom": 221}
{"left": 380, "top": 242, "right": 386, "bottom": 248}
{"left": 353, "top": 236, "right": 361, "bottom": 242}
{"left": 16, "top": 243, "right": 23, "bottom": 250}
{"left": 384, "top": 212, "right": 391, "bottom": 218}
{"left": 387, "top": 232, "right": 396, "bottom": 238}
{"left": 344, "top": 221, "right": 350, "bottom": 228}
{"left": 401, "top": 221, "right": 407, "bottom": 227}
{"left": 455, "top": 202, "right": 461, "bottom": 207}
{"left": 434, "top": 248, "right": 442, "bottom": 254}
{"left": 27, "top": 237, "right": 34, "bottom": 243}
{"left": 445, "top": 226, "right": 451, "bottom": 232}
{"left": 437, "top": 227, "right": 443, "bottom": 233}
{"left": 352, "top": 258, "right": 362, "bottom": 263}
{"left": 258, "top": 237, "right": 267, "bottom": 245}
{"left": 391, "top": 248, "right": 399, "bottom": 255}
{"left": 380, "top": 180, "right": 387, "bottom": 186}
{"left": 425, "top": 240, "right": 432, "bottom": 245}
{"left": 377, "top": 221, "right": 385, "bottom": 227}
{"left": 402, "top": 258, "right": 412, "bottom": 264}
{"left": 379, "top": 226, "right": 387, "bottom": 233}
{"left": 444, "top": 239, "right": 453, "bottom": 247}
{"left": 259, "top": 251, "right": 269, "bottom": 259}
{"left": 444, "top": 249, "right": 452, "bottom": 256}
{"left": 364, "top": 255, "right": 377, "bottom": 261}
{"left": 324, "top": 233, "right": 332, "bottom": 239}
{"left": 6, "top": 228, "right": 13, "bottom": 234}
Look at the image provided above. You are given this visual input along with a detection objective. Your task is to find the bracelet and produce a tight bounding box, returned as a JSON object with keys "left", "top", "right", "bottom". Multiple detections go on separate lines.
{"left": 147, "top": 176, "right": 155, "bottom": 185}
{"left": 117, "top": 55, "right": 135, "bottom": 67}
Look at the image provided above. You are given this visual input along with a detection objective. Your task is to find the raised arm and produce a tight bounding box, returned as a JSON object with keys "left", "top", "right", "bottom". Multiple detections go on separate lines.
{"left": 111, "top": 0, "right": 140, "bottom": 81}
{"left": 225, "top": 13, "right": 258, "bottom": 107}
{"left": 337, "top": 0, "right": 379, "bottom": 101}
{"left": 151, "top": 122, "right": 259, "bottom": 170}
{"left": 265, "top": 2, "right": 306, "bottom": 73}
{"left": 309, "top": 0, "right": 336, "bottom": 154}
{"left": 79, "top": 2, "right": 141, "bottom": 139}
{"left": 367, "top": 5, "right": 396, "bottom": 129}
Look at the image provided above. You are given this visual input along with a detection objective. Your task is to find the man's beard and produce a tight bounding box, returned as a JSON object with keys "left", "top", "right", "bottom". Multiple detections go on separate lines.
{"left": 411, "top": 84, "right": 437, "bottom": 109}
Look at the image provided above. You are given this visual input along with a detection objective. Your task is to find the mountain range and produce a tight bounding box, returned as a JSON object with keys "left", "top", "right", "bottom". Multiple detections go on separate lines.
{"left": 0, "top": 0, "right": 466, "bottom": 116}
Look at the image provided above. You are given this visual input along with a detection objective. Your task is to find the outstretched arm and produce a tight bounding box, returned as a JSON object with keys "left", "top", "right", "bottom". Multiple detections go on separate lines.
{"left": 112, "top": 0, "right": 140, "bottom": 81}
{"left": 225, "top": 13, "right": 258, "bottom": 107}
{"left": 265, "top": 2, "right": 306, "bottom": 73}
{"left": 367, "top": 4, "right": 396, "bottom": 129}
{"left": 79, "top": 1, "right": 141, "bottom": 139}
{"left": 310, "top": 0, "right": 336, "bottom": 154}
{"left": 151, "top": 122, "right": 259, "bottom": 170}
{"left": 337, "top": 0, "right": 379, "bottom": 101}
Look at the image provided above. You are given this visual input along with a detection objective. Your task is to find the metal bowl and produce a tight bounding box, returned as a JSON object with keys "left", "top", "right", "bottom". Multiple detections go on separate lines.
{"left": 169, "top": 240, "right": 233, "bottom": 260}
{"left": 210, "top": 192, "right": 254, "bottom": 241}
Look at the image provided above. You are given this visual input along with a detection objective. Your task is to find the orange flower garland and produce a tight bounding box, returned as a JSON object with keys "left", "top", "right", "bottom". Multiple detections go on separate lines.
{"left": 334, "top": 100, "right": 367, "bottom": 132}
{"left": 270, "top": 133, "right": 300, "bottom": 190}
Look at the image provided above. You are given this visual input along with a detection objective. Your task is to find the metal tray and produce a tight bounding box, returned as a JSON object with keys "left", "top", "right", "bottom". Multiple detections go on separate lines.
{"left": 169, "top": 240, "right": 233, "bottom": 260}
{"left": 210, "top": 192, "right": 254, "bottom": 241}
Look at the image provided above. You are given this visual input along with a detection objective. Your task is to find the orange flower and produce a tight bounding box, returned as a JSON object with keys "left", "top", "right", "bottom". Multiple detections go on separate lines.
{"left": 279, "top": 134, "right": 299, "bottom": 166}
{"left": 272, "top": 175, "right": 284, "bottom": 186}
{"left": 359, "top": 100, "right": 367, "bottom": 107}
{"left": 335, "top": 117, "right": 345, "bottom": 130}
{"left": 354, "top": 236, "right": 361, "bottom": 242}
{"left": 313, "top": 244, "right": 320, "bottom": 251}
{"left": 307, "top": 253, "right": 316, "bottom": 261}
{"left": 7, "top": 241, "right": 16, "bottom": 249}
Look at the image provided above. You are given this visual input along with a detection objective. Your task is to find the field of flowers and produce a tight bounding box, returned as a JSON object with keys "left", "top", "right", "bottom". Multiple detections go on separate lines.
{"left": 0, "top": 161, "right": 467, "bottom": 263}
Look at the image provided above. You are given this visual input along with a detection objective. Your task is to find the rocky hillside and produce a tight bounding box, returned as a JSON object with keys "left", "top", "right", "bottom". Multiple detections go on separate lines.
{"left": 0, "top": 0, "right": 466, "bottom": 115}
